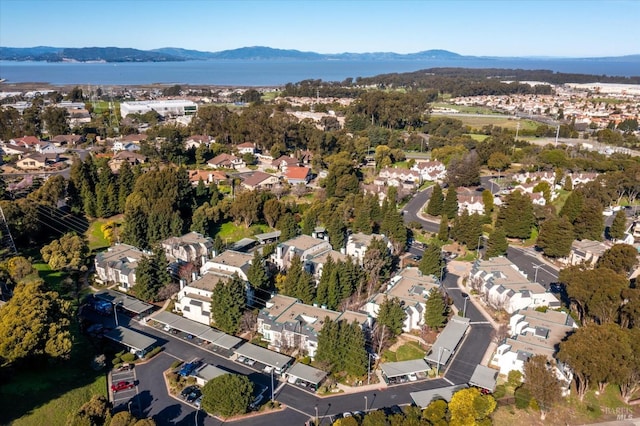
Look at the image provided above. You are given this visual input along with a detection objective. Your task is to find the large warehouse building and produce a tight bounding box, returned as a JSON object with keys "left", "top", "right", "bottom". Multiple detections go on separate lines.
{"left": 120, "top": 100, "right": 198, "bottom": 118}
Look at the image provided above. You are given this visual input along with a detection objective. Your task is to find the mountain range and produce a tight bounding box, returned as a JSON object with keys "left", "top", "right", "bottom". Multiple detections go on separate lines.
{"left": 0, "top": 46, "right": 638, "bottom": 63}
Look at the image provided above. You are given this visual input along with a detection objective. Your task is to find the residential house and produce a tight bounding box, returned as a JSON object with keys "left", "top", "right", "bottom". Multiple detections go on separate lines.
{"left": 304, "top": 249, "right": 347, "bottom": 283}
{"left": 112, "top": 141, "right": 141, "bottom": 152}
{"left": 16, "top": 153, "right": 58, "bottom": 169}
{"left": 469, "top": 257, "right": 560, "bottom": 314}
{"left": 108, "top": 150, "right": 147, "bottom": 173}
{"left": 175, "top": 250, "right": 256, "bottom": 324}
{"left": 297, "top": 150, "right": 313, "bottom": 165}
{"left": 492, "top": 308, "right": 577, "bottom": 395}
{"left": 207, "top": 153, "right": 245, "bottom": 169}
{"left": 345, "top": 232, "right": 391, "bottom": 265}
{"left": 94, "top": 244, "right": 145, "bottom": 292}
{"left": 184, "top": 135, "right": 214, "bottom": 150}
{"left": 51, "top": 134, "right": 84, "bottom": 147}
{"left": 10, "top": 136, "right": 41, "bottom": 150}
{"left": 1, "top": 143, "right": 30, "bottom": 156}
{"left": 270, "top": 235, "right": 333, "bottom": 271}
{"left": 36, "top": 141, "right": 65, "bottom": 155}
{"left": 565, "top": 239, "right": 611, "bottom": 266}
{"left": 188, "top": 169, "right": 228, "bottom": 186}
{"left": 372, "top": 176, "right": 417, "bottom": 190}
{"left": 378, "top": 167, "right": 422, "bottom": 185}
{"left": 161, "top": 232, "right": 214, "bottom": 266}
{"left": 271, "top": 155, "right": 299, "bottom": 172}
{"left": 512, "top": 171, "right": 556, "bottom": 185}
{"left": 411, "top": 160, "right": 446, "bottom": 181}
{"left": 284, "top": 166, "right": 311, "bottom": 185}
{"left": 569, "top": 172, "right": 599, "bottom": 187}
{"left": 241, "top": 171, "right": 280, "bottom": 190}
{"left": 257, "top": 294, "right": 369, "bottom": 358}
{"left": 457, "top": 194, "right": 485, "bottom": 215}
{"left": 237, "top": 142, "right": 256, "bottom": 154}
{"left": 363, "top": 267, "right": 440, "bottom": 332}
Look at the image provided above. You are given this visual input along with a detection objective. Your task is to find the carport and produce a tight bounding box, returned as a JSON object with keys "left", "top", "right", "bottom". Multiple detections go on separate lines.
{"left": 95, "top": 289, "right": 155, "bottom": 317}
{"left": 425, "top": 317, "right": 470, "bottom": 367}
{"left": 285, "top": 362, "right": 328, "bottom": 390}
{"left": 468, "top": 364, "right": 498, "bottom": 392}
{"left": 151, "top": 311, "right": 242, "bottom": 355}
{"left": 380, "top": 359, "right": 430, "bottom": 383}
{"left": 410, "top": 385, "right": 467, "bottom": 408}
{"left": 194, "top": 363, "right": 228, "bottom": 386}
{"left": 104, "top": 326, "right": 156, "bottom": 358}
{"left": 254, "top": 231, "right": 281, "bottom": 245}
{"left": 234, "top": 342, "right": 293, "bottom": 374}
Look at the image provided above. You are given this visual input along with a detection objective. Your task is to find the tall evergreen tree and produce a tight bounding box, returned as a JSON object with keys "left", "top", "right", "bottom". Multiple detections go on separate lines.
{"left": 424, "top": 288, "right": 448, "bottom": 329}
{"left": 438, "top": 214, "right": 450, "bottom": 242}
{"left": 117, "top": 161, "right": 135, "bottom": 213}
{"left": 343, "top": 321, "right": 368, "bottom": 377}
{"left": 326, "top": 215, "right": 346, "bottom": 250}
{"left": 609, "top": 209, "right": 627, "bottom": 241}
{"left": 497, "top": 190, "right": 535, "bottom": 239}
{"left": 485, "top": 227, "right": 508, "bottom": 258}
{"left": 315, "top": 255, "right": 334, "bottom": 307}
{"left": 247, "top": 251, "right": 269, "bottom": 290}
{"left": 426, "top": 183, "right": 444, "bottom": 216}
{"left": 573, "top": 199, "right": 604, "bottom": 241}
{"left": 537, "top": 216, "right": 574, "bottom": 258}
{"left": 419, "top": 244, "right": 445, "bottom": 277}
{"left": 481, "top": 189, "right": 494, "bottom": 215}
{"left": 376, "top": 297, "right": 406, "bottom": 337}
{"left": 559, "top": 191, "right": 583, "bottom": 223}
{"left": 211, "top": 275, "right": 246, "bottom": 333}
{"left": 443, "top": 186, "right": 459, "bottom": 219}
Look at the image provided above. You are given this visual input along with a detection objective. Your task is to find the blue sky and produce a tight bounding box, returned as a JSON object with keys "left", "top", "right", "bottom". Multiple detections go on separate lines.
{"left": 0, "top": 0, "right": 637, "bottom": 57}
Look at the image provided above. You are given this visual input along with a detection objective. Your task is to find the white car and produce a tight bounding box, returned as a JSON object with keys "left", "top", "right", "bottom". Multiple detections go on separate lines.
{"left": 408, "top": 373, "right": 418, "bottom": 382}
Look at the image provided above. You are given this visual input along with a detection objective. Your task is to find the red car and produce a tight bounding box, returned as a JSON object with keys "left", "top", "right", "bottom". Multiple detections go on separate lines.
{"left": 111, "top": 381, "right": 135, "bottom": 392}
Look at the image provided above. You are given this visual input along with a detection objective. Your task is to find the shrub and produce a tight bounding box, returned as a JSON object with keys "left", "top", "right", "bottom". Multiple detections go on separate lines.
{"left": 112, "top": 357, "right": 122, "bottom": 366}
{"left": 299, "top": 356, "right": 311, "bottom": 365}
{"left": 507, "top": 370, "right": 523, "bottom": 388}
{"left": 514, "top": 386, "right": 532, "bottom": 409}
{"left": 121, "top": 353, "right": 136, "bottom": 362}
{"left": 493, "top": 384, "right": 507, "bottom": 399}
{"left": 170, "top": 360, "right": 183, "bottom": 369}
{"left": 145, "top": 347, "right": 163, "bottom": 359}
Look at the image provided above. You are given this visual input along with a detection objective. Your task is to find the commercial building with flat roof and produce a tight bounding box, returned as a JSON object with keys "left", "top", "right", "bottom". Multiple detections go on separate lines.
{"left": 120, "top": 100, "right": 197, "bottom": 118}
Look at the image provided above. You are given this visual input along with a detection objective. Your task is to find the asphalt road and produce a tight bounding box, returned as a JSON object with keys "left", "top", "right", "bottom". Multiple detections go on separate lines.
{"left": 506, "top": 246, "right": 559, "bottom": 289}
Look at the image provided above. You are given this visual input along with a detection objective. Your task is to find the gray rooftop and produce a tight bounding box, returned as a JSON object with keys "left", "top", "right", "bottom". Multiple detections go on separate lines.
{"left": 286, "top": 363, "right": 328, "bottom": 385}
{"left": 235, "top": 342, "right": 293, "bottom": 369}
{"left": 255, "top": 231, "right": 281, "bottom": 241}
{"left": 380, "top": 359, "right": 430, "bottom": 378}
{"left": 410, "top": 385, "right": 467, "bottom": 408}
{"left": 195, "top": 364, "right": 228, "bottom": 383}
{"left": 425, "top": 316, "right": 470, "bottom": 365}
{"left": 468, "top": 364, "right": 498, "bottom": 392}
{"left": 152, "top": 311, "right": 242, "bottom": 349}
{"left": 94, "top": 289, "right": 155, "bottom": 314}
{"left": 104, "top": 326, "right": 156, "bottom": 351}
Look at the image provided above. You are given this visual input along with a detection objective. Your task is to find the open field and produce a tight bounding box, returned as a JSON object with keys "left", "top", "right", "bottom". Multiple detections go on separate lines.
{"left": 450, "top": 115, "right": 539, "bottom": 131}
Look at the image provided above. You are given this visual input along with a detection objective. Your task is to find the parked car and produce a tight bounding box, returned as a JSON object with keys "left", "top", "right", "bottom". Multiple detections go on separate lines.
{"left": 180, "top": 385, "right": 199, "bottom": 399}
{"left": 178, "top": 360, "right": 202, "bottom": 377}
{"left": 111, "top": 381, "right": 135, "bottom": 392}
{"left": 195, "top": 396, "right": 203, "bottom": 409}
{"left": 186, "top": 389, "right": 202, "bottom": 403}
{"left": 408, "top": 373, "right": 418, "bottom": 382}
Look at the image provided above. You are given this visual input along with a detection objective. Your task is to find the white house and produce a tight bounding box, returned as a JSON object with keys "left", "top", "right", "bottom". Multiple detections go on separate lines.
{"left": 257, "top": 294, "right": 369, "bottom": 359}
{"left": 94, "top": 244, "right": 146, "bottom": 292}
{"left": 411, "top": 160, "right": 446, "bottom": 181}
{"left": 161, "top": 232, "right": 214, "bottom": 267}
{"left": 469, "top": 257, "right": 560, "bottom": 314}
{"left": 345, "top": 232, "right": 392, "bottom": 265}
{"left": 512, "top": 171, "right": 556, "bottom": 185}
{"left": 363, "top": 267, "right": 440, "bottom": 332}
{"left": 491, "top": 308, "right": 577, "bottom": 395}
{"left": 457, "top": 194, "right": 485, "bottom": 215}
{"left": 270, "top": 235, "right": 333, "bottom": 271}
{"left": 565, "top": 239, "right": 611, "bottom": 266}
{"left": 378, "top": 167, "right": 422, "bottom": 185}
{"left": 237, "top": 142, "right": 256, "bottom": 154}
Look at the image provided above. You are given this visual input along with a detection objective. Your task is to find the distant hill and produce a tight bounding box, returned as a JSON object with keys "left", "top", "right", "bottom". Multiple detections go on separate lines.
{"left": 1, "top": 45, "right": 638, "bottom": 63}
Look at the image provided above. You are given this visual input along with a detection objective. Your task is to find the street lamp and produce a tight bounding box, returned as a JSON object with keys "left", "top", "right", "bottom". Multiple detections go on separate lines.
{"left": 270, "top": 368, "right": 275, "bottom": 402}
{"left": 314, "top": 405, "right": 318, "bottom": 426}
{"left": 463, "top": 295, "right": 470, "bottom": 318}
{"left": 533, "top": 263, "right": 543, "bottom": 283}
{"left": 439, "top": 264, "right": 446, "bottom": 283}
{"left": 114, "top": 301, "right": 122, "bottom": 327}
{"left": 367, "top": 353, "right": 375, "bottom": 385}
{"left": 128, "top": 400, "right": 132, "bottom": 414}
{"left": 436, "top": 347, "right": 449, "bottom": 376}
{"left": 364, "top": 395, "right": 368, "bottom": 412}
{"left": 476, "top": 235, "right": 483, "bottom": 259}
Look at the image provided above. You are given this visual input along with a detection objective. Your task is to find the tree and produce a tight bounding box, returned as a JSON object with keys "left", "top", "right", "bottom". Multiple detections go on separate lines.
{"left": 40, "top": 232, "right": 88, "bottom": 271}
{"left": 426, "top": 183, "right": 444, "bottom": 216}
{"left": 132, "top": 247, "right": 171, "bottom": 302}
{"left": 487, "top": 151, "right": 510, "bottom": 171}
{"left": 485, "top": 227, "right": 508, "bottom": 258}
{"left": 559, "top": 191, "right": 583, "bottom": 223}
{"left": 443, "top": 186, "right": 459, "bottom": 219}
{"left": 422, "top": 399, "right": 448, "bottom": 425}
{"left": 609, "top": 209, "right": 628, "bottom": 241}
{"left": 229, "top": 189, "right": 261, "bottom": 227}
{"left": 446, "top": 152, "right": 481, "bottom": 188}
{"left": 424, "top": 288, "right": 448, "bottom": 329}
{"left": 523, "top": 355, "right": 562, "bottom": 420}
{"left": 481, "top": 189, "right": 494, "bottom": 215}
{"left": 0, "top": 279, "right": 72, "bottom": 365}
{"left": 211, "top": 275, "right": 246, "bottom": 334}
{"left": 201, "top": 373, "right": 254, "bottom": 417}
{"left": 263, "top": 198, "right": 285, "bottom": 228}
{"left": 42, "top": 106, "right": 70, "bottom": 135}
{"left": 438, "top": 214, "right": 450, "bottom": 241}
{"left": 419, "top": 244, "right": 445, "bottom": 277}
{"left": 496, "top": 190, "right": 535, "bottom": 239}
{"left": 362, "top": 238, "right": 393, "bottom": 296}
{"left": 66, "top": 394, "right": 111, "bottom": 426}
{"left": 596, "top": 243, "right": 639, "bottom": 275}
{"left": 276, "top": 212, "right": 298, "bottom": 241}
{"left": 573, "top": 199, "right": 604, "bottom": 241}
{"left": 247, "top": 251, "right": 269, "bottom": 290}
{"left": 448, "top": 387, "right": 496, "bottom": 426}
{"left": 376, "top": 297, "right": 406, "bottom": 337}
{"left": 536, "top": 216, "right": 574, "bottom": 258}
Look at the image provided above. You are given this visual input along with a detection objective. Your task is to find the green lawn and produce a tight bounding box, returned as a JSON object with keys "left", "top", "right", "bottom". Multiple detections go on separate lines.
{"left": 86, "top": 216, "right": 124, "bottom": 252}
{"left": 216, "top": 221, "right": 271, "bottom": 243}
{"left": 383, "top": 341, "right": 426, "bottom": 362}
{"left": 464, "top": 133, "right": 490, "bottom": 142}
{"left": 32, "top": 262, "right": 68, "bottom": 292}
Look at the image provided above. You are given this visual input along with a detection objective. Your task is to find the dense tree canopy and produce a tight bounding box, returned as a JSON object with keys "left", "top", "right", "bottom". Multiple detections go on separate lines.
{"left": 201, "top": 373, "right": 254, "bottom": 417}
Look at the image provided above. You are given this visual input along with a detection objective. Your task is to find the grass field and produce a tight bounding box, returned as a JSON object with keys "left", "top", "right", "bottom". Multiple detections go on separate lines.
{"left": 383, "top": 341, "right": 426, "bottom": 362}
{"left": 216, "top": 221, "right": 271, "bottom": 243}
{"left": 86, "top": 216, "right": 124, "bottom": 252}
{"left": 464, "top": 133, "right": 490, "bottom": 142}
{"left": 452, "top": 115, "right": 539, "bottom": 132}
{"left": 431, "top": 103, "right": 501, "bottom": 115}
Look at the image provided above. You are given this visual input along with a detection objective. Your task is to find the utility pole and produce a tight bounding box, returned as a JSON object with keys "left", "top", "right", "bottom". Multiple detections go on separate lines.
{"left": 533, "top": 263, "right": 543, "bottom": 283}
{"left": 555, "top": 124, "right": 560, "bottom": 147}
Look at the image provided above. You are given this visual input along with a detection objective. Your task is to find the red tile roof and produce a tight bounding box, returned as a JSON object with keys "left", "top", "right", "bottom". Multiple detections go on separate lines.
{"left": 285, "top": 166, "right": 310, "bottom": 180}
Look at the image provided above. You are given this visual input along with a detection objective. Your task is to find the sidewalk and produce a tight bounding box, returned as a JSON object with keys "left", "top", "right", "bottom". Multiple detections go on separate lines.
{"left": 335, "top": 369, "right": 388, "bottom": 395}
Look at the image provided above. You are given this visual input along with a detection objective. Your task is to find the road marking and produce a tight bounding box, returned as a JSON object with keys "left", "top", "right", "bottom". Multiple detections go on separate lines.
{"left": 470, "top": 321, "right": 491, "bottom": 325}
{"left": 443, "top": 377, "right": 454, "bottom": 385}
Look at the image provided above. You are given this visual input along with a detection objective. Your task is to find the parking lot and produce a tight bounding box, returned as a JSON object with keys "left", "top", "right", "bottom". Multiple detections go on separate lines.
{"left": 111, "top": 366, "right": 139, "bottom": 414}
